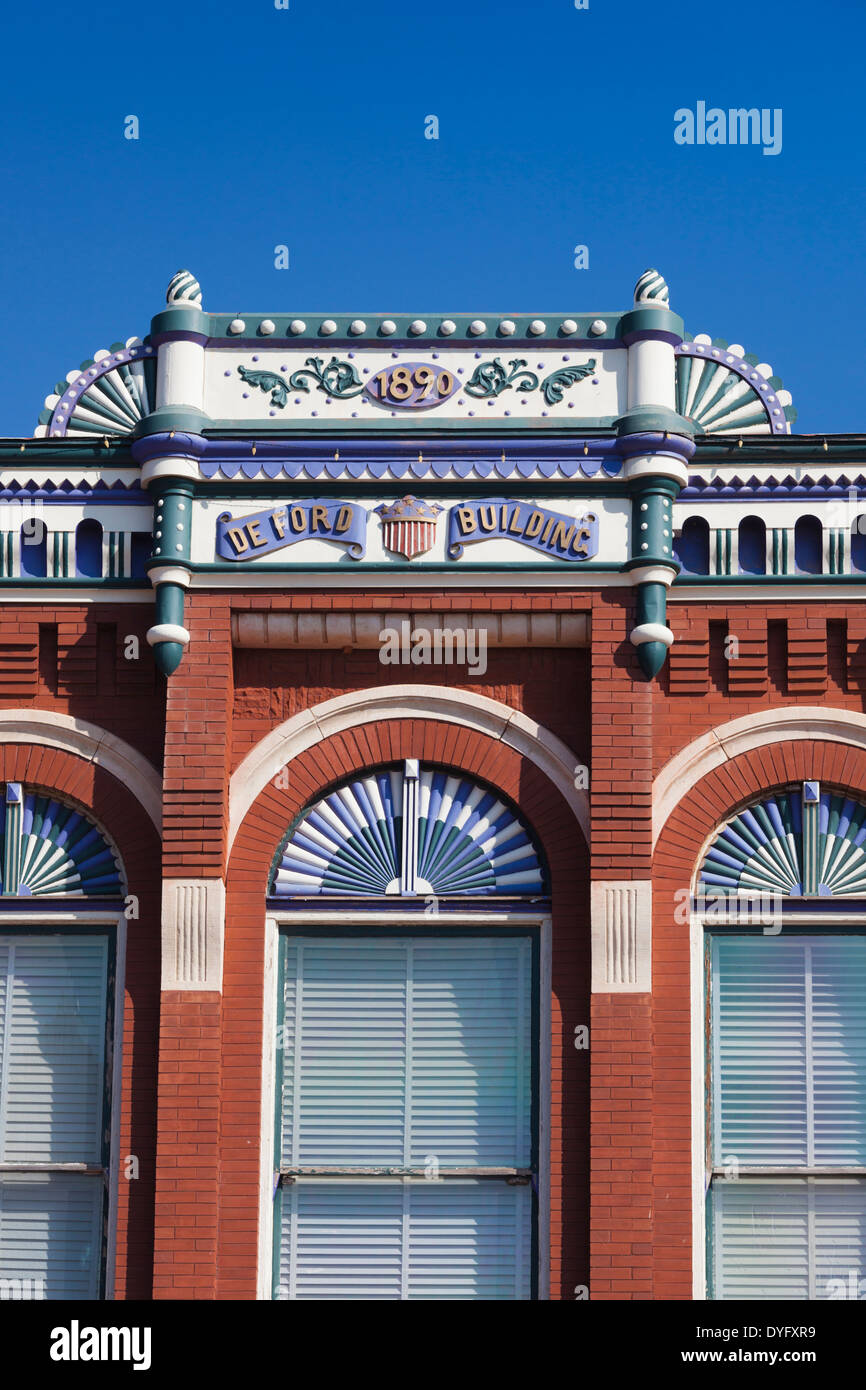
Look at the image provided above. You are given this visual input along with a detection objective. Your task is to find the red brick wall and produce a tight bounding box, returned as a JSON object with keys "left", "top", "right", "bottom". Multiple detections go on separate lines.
{"left": 0, "top": 742, "right": 161, "bottom": 1300}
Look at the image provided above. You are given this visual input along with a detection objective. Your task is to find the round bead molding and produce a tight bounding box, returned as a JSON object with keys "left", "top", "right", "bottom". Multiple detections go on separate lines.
{"left": 228, "top": 319, "right": 246, "bottom": 335}
{"left": 498, "top": 320, "right": 516, "bottom": 336}
{"left": 408, "top": 319, "right": 427, "bottom": 336}
{"left": 528, "top": 319, "right": 546, "bottom": 336}
{"left": 320, "top": 319, "right": 337, "bottom": 335}
{"left": 439, "top": 320, "right": 457, "bottom": 336}
{"left": 349, "top": 320, "right": 367, "bottom": 335}
{"left": 289, "top": 319, "right": 307, "bottom": 335}
{"left": 258, "top": 319, "right": 276, "bottom": 336}
{"left": 468, "top": 320, "right": 487, "bottom": 336}
{"left": 379, "top": 320, "right": 397, "bottom": 336}
{"left": 560, "top": 319, "right": 578, "bottom": 335}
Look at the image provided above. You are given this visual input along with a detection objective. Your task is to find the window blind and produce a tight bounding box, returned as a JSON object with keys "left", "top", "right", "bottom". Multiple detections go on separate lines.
{"left": 0, "top": 934, "right": 109, "bottom": 1300}
{"left": 276, "top": 935, "right": 534, "bottom": 1299}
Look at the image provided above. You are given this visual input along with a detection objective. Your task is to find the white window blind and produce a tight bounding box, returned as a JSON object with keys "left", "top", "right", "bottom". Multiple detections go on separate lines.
{"left": 276, "top": 935, "right": 534, "bottom": 1299}
{"left": 710, "top": 934, "right": 866, "bottom": 1299}
{"left": 711, "top": 1179, "right": 866, "bottom": 1300}
{"left": 712, "top": 936, "right": 866, "bottom": 1166}
{"left": 0, "top": 934, "right": 109, "bottom": 1300}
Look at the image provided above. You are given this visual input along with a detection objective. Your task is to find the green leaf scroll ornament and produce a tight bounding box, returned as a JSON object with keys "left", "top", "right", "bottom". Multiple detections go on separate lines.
{"left": 540, "top": 359, "right": 597, "bottom": 406}
{"left": 288, "top": 356, "right": 365, "bottom": 398}
{"left": 237, "top": 365, "right": 290, "bottom": 408}
{"left": 464, "top": 358, "right": 539, "bottom": 398}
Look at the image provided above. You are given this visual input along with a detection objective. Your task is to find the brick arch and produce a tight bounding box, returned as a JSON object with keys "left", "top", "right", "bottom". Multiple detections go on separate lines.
{"left": 0, "top": 741, "right": 161, "bottom": 1301}
{"left": 650, "top": 736, "right": 866, "bottom": 1301}
{"left": 221, "top": 716, "right": 590, "bottom": 1301}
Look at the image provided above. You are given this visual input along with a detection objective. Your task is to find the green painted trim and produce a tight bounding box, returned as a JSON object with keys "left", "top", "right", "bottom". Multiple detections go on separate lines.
{"left": 184, "top": 560, "right": 624, "bottom": 574}
{"left": 616, "top": 406, "right": 694, "bottom": 437}
{"left": 204, "top": 416, "right": 619, "bottom": 435}
{"left": 134, "top": 407, "right": 210, "bottom": 437}
{"left": 619, "top": 305, "right": 685, "bottom": 340}
{"left": 190, "top": 480, "right": 629, "bottom": 500}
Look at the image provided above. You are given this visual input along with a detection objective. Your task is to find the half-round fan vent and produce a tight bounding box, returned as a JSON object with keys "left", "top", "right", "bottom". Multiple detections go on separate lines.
{"left": 271, "top": 764, "right": 545, "bottom": 898}
{"left": 0, "top": 784, "right": 124, "bottom": 897}
{"left": 699, "top": 787, "right": 866, "bottom": 898}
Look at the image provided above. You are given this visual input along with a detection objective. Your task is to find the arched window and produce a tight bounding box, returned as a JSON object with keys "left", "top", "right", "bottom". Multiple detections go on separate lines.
{"left": 75, "top": 519, "right": 103, "bottom": 579}
{"left": 130, "top": 532, "right": 152, "bottom": 579}
{"left": 0, "top": 783, "right": 125, "bottom": 1302}
{"left": 794, "top": 515, "right": 823, "bottom": 575}
{"left": 851, "top": 515, "right": 866, "bottom": 573}
{"left": 697, "top": 782, "right": 866, "bottom": 1301}
{"left": 672, "top": 516, "right": 709, "bottom": 575}
{"left": 269, "top": 761, "right": 548, "bottom": 1301}
{"left": 19, "top": 519, "right": 46, "bottom": 578}
{"left": 737, "top": 516, "right": 766, "bottom": 575}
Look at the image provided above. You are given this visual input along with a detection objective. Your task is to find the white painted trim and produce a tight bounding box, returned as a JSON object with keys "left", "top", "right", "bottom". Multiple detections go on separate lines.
{"left": 591, "top": 880, "right": 652, "bottom": 992}
{"left": 630, "top": 622, "right": 673, "bottom": 647}
{"left": 653, "top": 706, "right": 866, "bottom": 850}
{"left": 672, "top": 586, "right": 863, "bottom": 602}
{"left": 0, "top": 710, "right": 162, "bottom": 833}
{"left": 689, "top": 909, "right": 707, "bottom": 1300}
{"left": 146, "top": 623, "right": 190, "bottom": 647}
{"left": 160, "top": 878, "right": 225, "bottom": 991}
{"left": 147, "top": 566, "right": 191, "bottom": 588}
{"left": 228, "top": 685, "right": 588, "bottom": 852}
{"left": 0, "top": 590, "right": 153, "bottom": 603}
{"left": 256, "top": 913, "right": 280, "bottom": 1301}
{"left": 256, "top": 908, "right": 552, "bottom": 1301}
{"left": 190, "top": 571, "right": 626, "bottom": 591}
{"left": 106, "top": 912, "right": 126, "bottom": 1302}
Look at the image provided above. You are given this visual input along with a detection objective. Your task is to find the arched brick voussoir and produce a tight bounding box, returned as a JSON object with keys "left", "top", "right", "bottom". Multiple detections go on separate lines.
{"left": 228, "top": 717, "right": 586, "bottom": 899}
{"left": 654, "top": 737, "right": 866, "bottom": 887}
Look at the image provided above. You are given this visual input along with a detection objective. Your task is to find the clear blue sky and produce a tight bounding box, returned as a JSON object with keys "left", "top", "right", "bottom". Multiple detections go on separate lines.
{"left": 1, "top": 0, "right": 863, "bottom": 436}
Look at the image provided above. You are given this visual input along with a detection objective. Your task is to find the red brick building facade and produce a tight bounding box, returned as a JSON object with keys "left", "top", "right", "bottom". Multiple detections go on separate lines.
{"left": 1, "top": 270, "right": 863, "bottom": 1301}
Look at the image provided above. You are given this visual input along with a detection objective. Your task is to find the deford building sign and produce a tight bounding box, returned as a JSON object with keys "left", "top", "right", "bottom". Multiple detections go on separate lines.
{"left": 212, "top": 496, "right": 602, "bottom": 565}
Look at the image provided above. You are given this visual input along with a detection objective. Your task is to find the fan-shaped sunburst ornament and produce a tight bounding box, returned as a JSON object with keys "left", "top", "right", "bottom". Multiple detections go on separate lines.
{"left": 34, "top": 338, "right": 156, "bottom": 438}
{"left": 699, "top": 783, "right": 866, "bottom": 898}
{"left": 676, "top": 335, "right": 795, "bottom": 435}
{"left": 271, "top": 763, "right": 546, "bottom": 897}
{"left": 0, "top": 784, "right": 124, "bottom": 897}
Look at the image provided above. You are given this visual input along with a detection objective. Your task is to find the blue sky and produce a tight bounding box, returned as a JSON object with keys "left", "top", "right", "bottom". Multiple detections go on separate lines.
{"left": 1, "top": 0, "right": 863, "bottom": 436}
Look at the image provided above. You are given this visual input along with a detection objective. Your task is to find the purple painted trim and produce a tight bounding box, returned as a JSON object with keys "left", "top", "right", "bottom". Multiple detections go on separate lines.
{"left": 46, "top": 344, "right": 154, "bottom": 439}
{"left": 193, "top": 436, "right": 634, "bottom": 483}
{"left": 621, "top": 329, "right": 683, "bottom": 347}
{"left": 676, "top": 343, "right": 789, "bottom": 436}
{"left": 131, "top": 432, "right": 208, "bottom": 466}
{"left": 682, "top": 474, "right": 866, "bottom": 500}
{"left": 616, "top": 431, "right": 696, "bottom": 463}
{"left": 148, "top": 330, "right": 210, "bottom": 348}
{"left": 0, "top": 483, "right": 149, "bottom": 503}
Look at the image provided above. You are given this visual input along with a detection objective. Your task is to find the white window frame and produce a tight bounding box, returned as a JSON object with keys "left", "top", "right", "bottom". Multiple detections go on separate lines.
{"left": 690, "top": 905, "right": 866, "bottom": 1299}
{"left": 257, "top": 907, "right": 552, "bottom": 1301}
{"left": 0, "top": 908, "right": 126, "bottom": 1301}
